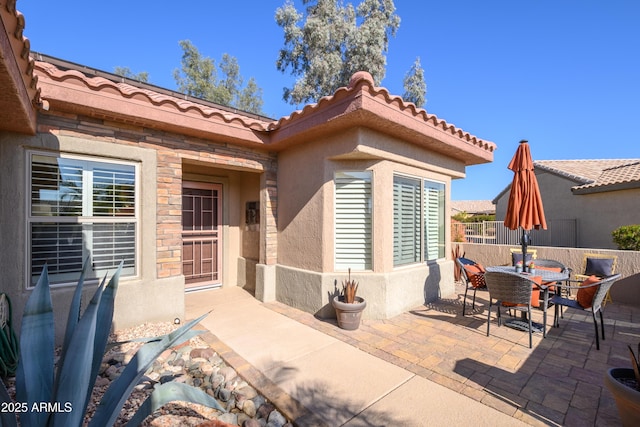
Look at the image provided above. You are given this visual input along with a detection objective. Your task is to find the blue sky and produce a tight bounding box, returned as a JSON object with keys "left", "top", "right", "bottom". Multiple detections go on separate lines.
{"left": 18, "top": 0, "right": 640, "bottom": 201}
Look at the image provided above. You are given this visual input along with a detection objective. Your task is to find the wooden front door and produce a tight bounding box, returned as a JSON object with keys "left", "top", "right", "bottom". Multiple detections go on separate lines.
{"left": 182, "top": 182, "right": 222, "bottom": 290}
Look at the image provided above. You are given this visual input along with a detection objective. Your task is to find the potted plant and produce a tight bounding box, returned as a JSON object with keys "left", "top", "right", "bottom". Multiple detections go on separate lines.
{"left": 331, "top": 269, "right": 366, "bottom": 330}
{"left": 604, "top": 342, "right": 640, "bottom": 426}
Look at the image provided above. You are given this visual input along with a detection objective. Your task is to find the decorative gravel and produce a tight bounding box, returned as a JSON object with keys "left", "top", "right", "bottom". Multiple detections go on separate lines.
{"left": 2, "top": 321, "right": 292, "bottom": 427}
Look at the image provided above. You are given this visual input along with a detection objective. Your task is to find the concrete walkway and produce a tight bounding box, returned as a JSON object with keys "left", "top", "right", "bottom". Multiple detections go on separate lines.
{"left": 186, "top": 287, "right": 527, "bottom": 426}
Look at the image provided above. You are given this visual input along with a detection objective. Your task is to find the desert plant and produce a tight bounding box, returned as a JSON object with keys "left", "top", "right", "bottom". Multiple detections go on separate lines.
{"left": 341, "top": 268, "right": 359, "bottom": 303}
{"left": 0, "top": 259, "right": 223, "bottom": 427}
{"left": 612, "top": 225, "right": 640, "bottom": 251}
{"left": 630, "top": 343, "right": 640, "bottom": 391}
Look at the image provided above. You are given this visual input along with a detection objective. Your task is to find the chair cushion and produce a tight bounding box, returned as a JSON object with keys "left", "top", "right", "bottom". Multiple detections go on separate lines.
{"left": 512, "top": 252, "right": 533, "bottom": 266}
{"left": 585, "top": 257, "right": 613, "bottom": 277}
{"left": 576, "top": 275, "right": 601, "bottom": 308}
{"left": 502, "top": 275, "right": 542, "bottom": 308}
{"left": 463, "top": 264, "right": 486, "bottom": 288}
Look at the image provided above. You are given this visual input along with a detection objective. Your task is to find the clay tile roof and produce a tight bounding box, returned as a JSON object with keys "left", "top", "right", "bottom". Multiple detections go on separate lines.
{"left": 268, "top": 71, "right": 495, "bottom": 164}
{"left": 534, "top": 159, "right": 640, "bottom": 193}
{"left": 34, "top": 57, "right": 273, "bottom": 132}
{"left": 0, "top": 0, "right": 40, "bottom": 133}
{"left": 451, "top": 200, "right": 495, "bottom": 215}
{"left": 33, "top": 58, "right": 494, "bottom": 164}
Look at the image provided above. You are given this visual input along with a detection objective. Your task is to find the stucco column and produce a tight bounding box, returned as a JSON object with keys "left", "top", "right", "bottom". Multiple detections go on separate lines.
{"left": 256, "top": 167, "right": 278, "bottom": 301}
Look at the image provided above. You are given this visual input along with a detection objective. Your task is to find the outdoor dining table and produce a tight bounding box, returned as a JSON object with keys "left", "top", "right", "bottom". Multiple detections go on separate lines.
{"left": 484, "top": 266, "right": 570, "bottom": 337}
{"left": 485, "top": 265, "right": 570, "bottom": 284}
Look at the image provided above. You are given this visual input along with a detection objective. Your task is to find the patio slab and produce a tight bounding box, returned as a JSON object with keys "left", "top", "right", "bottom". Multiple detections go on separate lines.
{"left": 186, "top": 286, "right": 529, "bottom": 426}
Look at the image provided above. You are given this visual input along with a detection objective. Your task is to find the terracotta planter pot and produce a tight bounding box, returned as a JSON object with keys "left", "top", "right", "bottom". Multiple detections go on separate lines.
{"left": 604, "top": 368, "right": 640, "bottom": 427}
{"left": 332, "top": 296, "right": 366, "bottom": 330}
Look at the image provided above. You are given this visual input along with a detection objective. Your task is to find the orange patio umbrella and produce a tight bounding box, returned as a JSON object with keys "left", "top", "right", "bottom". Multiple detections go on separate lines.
{"left": 504, "top": 140, "right": 547, "bottom": 270}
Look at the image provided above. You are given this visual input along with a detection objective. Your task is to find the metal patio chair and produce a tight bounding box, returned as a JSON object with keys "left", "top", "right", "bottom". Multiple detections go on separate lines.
{"left": 456, "top": 257, "right": 486, "bottom": 316}
{"left": 550, "top": 274, "right": 621, "bottom": 350}
{"left": 484, "top": 271, "right": 549, "bottom": 348}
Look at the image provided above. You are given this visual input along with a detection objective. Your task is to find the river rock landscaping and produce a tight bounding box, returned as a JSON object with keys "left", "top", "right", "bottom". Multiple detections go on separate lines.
{"left": 3, "top": 321, "right": 292, "bottom": 427}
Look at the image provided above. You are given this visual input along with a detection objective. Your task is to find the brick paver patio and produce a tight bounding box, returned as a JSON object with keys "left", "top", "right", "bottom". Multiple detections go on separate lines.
{"left": 266, "top": 281, "right": 639, "bottom": 426}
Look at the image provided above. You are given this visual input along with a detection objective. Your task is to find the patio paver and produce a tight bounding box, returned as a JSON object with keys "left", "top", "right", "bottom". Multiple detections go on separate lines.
{"left": 266, "top": 281, "right": 640, "bottom": 426}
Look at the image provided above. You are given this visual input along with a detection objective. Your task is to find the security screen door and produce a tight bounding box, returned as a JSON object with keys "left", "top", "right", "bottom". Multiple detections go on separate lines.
{"left": 182, "top": 182, "right": 222, "bottom": 290}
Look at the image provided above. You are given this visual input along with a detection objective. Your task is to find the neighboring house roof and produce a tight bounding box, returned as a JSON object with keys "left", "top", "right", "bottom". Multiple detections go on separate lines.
{"left": 534, "top": 159, "right": 640, "bottom": 194}
{"left": 0, "top": 1, "right": 40, "bottom": 134}
{"left": 451, "top": 200, "right": 495, "bottom": 215}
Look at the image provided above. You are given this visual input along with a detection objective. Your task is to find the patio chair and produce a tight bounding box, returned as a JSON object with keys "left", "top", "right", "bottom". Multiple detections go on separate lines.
{"left": 574, "top": 253, "right": 618, "bottom": 304}
{"left": 550, "top": 274, "right": 621, "bottom": 350}
{"left": 456, "top": 257, "right": 486, "bottom": 316}
{"left": 484, "top": 271, "right": 548, "bottom": 348}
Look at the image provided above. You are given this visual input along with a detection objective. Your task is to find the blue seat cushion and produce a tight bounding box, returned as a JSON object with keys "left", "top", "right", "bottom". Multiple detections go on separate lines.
{"left": 512, "top": 252, "right": 533, "bottom": 266}
{"left": 585, "top": 257, "right": 613, "bottom": 277}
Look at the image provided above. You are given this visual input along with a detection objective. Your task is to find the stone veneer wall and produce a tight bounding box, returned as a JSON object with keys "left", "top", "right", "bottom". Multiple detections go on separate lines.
{"left": 38, "top": 112, "right": 278, "bottom": 280}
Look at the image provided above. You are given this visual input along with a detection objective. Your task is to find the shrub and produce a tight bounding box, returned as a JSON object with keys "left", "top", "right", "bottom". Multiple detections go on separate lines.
{"left": 612, "top": 225, "right": 640, "bottom": 251}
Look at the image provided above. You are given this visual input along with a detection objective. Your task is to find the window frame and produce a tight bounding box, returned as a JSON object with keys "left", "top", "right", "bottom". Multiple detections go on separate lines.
{"left": 393, "top": 173, "right": 446, "bottom": 267}
{"left": 334, "top": 170, "right": 373, "bottom": 272}
{"left": 26, "top": 150, "right": 140, "bottom": 288}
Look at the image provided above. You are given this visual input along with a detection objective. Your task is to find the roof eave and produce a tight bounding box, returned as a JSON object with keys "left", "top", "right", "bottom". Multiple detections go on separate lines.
{"left": 0, "top": 2, "right": 39, "bottom": 134}
{"left": 34, "top": 62, "right": 272, "bottom": 148}
{"left": 572, "top": 181, "right": 640, "bottom": 195}
{"left": 268, "top": 72, "right": 495, "bottom": 165}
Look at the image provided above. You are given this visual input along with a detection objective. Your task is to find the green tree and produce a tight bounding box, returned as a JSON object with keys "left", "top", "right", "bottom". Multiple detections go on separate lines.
{"left": 173, "top": 40, "right": 264, "bottom": 114}
{"left": 113, "top": 66, "right": 149, "bottom": 83}
{"left": 275, "top": 0, "right": 400, "bottom": 105}
{"left": 403, "top": 57, "right": 426, "bottom": 107}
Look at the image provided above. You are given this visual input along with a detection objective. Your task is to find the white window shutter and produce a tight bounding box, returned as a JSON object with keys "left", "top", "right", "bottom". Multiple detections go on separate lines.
{"left": 335, "top": 172, "right": 372, "bottom": 271}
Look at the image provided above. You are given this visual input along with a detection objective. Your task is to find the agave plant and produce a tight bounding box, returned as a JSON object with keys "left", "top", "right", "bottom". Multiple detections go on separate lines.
{"left": 342, "top": 268, "right": 359, "bottom": 304}
{"left": 0, "top": 259, "right": 224, "bottom": 426}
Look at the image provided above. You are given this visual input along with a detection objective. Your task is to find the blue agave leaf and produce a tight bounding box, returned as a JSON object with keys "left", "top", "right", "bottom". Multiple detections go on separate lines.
{"left": 0, "top": 380, "right": 18, "bottom": 427}
{"left": 53, "top": 259, "right": 98, "bottom": 400}
{"left": 127, "top": 381, "right": 227, "bottom": 426}
{"left": 50, "top": 275, "right": 104, "bottom": 427}
{"left": 15, "top": 265, "right": 54, "bottom": 427}
{"left": 85, "top": 261, "right": 123, "bottom": 411}
{"left": 61, "top": 257, "right": 91, "bottom": 357}
{"left": 88, "top": 312, "right": 210, "bottom": 427}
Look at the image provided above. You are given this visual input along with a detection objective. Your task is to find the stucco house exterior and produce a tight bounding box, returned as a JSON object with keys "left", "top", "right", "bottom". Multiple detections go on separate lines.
{"left": 1, "top": 3, "right": 495, "bottom": 340}
{"left": 494, "top": 159, "right": 640, "bottom": 249}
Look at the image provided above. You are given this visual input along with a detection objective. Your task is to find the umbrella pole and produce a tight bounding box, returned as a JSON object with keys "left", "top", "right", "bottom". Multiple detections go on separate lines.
{"left": 521, "top": 229, "right": 529, "bottom": 272}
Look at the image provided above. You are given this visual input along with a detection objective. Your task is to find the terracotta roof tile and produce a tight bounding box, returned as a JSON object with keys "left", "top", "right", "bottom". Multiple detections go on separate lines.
{"left": 451, "top": 200, "right": 495, "bottom": 214}
{"left": 0, "top": 0, "right": 40, "bottom": 133}
{"left": 33, "top": 58, "right": 494, "bottom": 163}
{"left": 34, "top": 60, "right": 273, "bottom": 131}
{"left": 534, "top": 159, "right": 640, "bottom": 193}
{"left": 269, "top": 71, "right": 496, "bottom": 154}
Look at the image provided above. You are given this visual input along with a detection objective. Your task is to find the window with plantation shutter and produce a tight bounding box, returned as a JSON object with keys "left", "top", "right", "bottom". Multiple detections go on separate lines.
{"left": 393, "top": 176, "right": 421, "bottom": 266}
{"left": 393, "top": 175, "right": 446, "bottom": 266}
{"left": 424, "top": 180, "right": 445, "bottom": 261}
{"left": 334, "top": 171, "right": 372, "bottom": 271}
{"left": 28, "top": 153, "right": 137, "bottom": 286}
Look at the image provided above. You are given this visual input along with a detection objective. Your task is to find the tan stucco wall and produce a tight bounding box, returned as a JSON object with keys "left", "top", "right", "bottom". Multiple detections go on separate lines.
{"left": 0, "top": 131, "right": 183, "bottom": 343}
{"left": 275, "top": 127, "right": 462, "bottom": 318}
{"left": 495, "top": 171, "right": 640, "bottom": 249}
{"left": 276, "top": 261, "right": 455, "bottom": 319}
{"left": 2, "top": 128, "right": 269, "bottom": 343}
